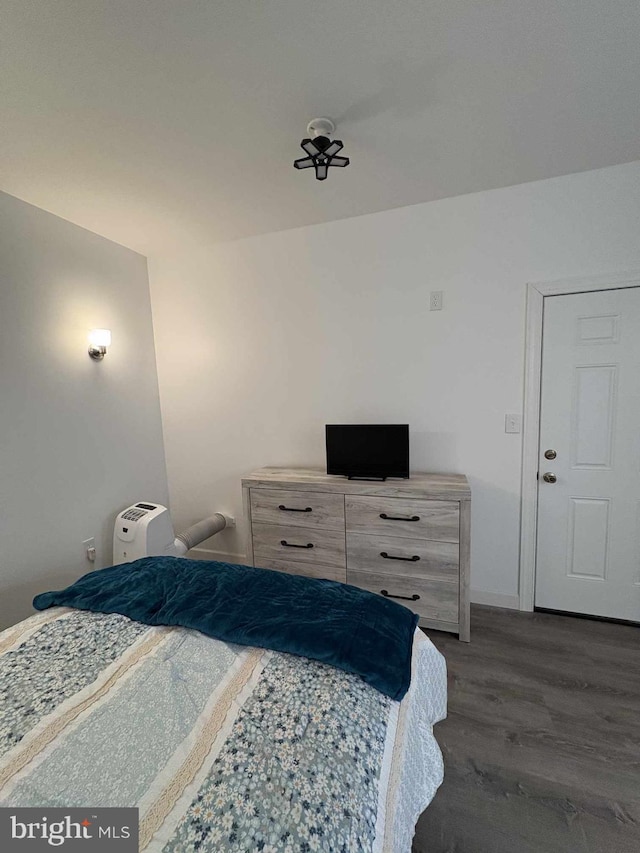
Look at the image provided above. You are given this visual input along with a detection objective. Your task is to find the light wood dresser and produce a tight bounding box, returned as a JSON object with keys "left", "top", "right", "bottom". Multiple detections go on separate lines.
{"left": 242, "top": 467, "right": 471, "bottom": 641}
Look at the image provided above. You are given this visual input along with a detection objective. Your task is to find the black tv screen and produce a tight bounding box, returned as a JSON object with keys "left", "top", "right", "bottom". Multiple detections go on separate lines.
{"left": 325, "top": 424, "right": 410, "bottom": 479}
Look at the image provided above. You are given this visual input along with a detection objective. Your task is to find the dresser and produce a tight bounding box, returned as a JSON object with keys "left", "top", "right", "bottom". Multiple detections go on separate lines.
{"left": 241, "top": 467, "right": 471, "bottom": 641}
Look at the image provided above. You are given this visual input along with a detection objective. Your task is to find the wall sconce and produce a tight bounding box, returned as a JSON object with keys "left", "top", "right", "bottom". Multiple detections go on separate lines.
{"left": 88, "top": 329, "right": 111, "bottom": 360}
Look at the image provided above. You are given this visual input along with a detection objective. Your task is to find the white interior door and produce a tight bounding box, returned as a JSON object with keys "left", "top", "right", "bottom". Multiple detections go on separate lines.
{"left": 535, "top": 287, "right": 640, "bottom": 622}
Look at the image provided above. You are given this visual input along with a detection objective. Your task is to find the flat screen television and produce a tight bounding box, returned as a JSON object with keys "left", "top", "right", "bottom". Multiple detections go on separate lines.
{"left": 325, "top": 424, "right": 410, "bottom": 479}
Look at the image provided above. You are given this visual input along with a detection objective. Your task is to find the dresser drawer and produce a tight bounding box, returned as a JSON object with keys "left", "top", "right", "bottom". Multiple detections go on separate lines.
{"left": 347, "top": 533, "right": 459, "bottom": 581}
{"left": 346, "top": 496, "right": 459, "bottom": 541}
{"left": 253, "top": 557, "right": 346, "bottom": 584}
{"left": 347, "top": 570, "right": 459, "bottom": 623}
{"left": 252, "top": 522, "right": 345, "bottom": 569}
{"left": 251, "top": 488, "right": 345, "bottom": 530}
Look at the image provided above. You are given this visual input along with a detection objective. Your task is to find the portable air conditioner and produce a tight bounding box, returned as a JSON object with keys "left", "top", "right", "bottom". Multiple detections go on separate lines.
{"left": 113, "top": 502, "right": 228, "bottom": 565}
{"left": 113, "top": 503, "right": 177, "bottom": 564}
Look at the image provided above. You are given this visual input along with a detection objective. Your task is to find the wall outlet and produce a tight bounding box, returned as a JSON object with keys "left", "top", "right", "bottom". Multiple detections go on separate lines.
{"left": 83, "top": 537, "right": 96, "bottom": 562}
{"left": 430, "top": 290, "right": 443, "bottom": 311}
{"left": 504, "top": 413, "right": 521, "bottom": 434}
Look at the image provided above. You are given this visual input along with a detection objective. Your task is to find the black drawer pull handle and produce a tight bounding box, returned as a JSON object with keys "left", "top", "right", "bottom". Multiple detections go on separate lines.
{"left": 380, "top": 551, "right": 420, "bottom": 562}
{"left": 279, "top": 505, "right": 313, "bottom": 513}
{"left": 379, "top": 513, "right": 420, "bottom": 522}
{"left": 281, "top": 540, "right": 314, "bottom": 549}
{"left": 381, "top": 590, "right": 421, "bottom": 602}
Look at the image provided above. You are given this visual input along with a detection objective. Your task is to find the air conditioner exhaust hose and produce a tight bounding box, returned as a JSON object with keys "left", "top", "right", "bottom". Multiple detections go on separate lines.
{"left": 174, "top": 513, "right": 227, "bottom": 554}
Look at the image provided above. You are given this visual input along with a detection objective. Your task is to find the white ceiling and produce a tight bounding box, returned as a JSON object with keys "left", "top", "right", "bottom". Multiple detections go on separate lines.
{"left": 2, "top": 1, "right": 639, "bottom": 255}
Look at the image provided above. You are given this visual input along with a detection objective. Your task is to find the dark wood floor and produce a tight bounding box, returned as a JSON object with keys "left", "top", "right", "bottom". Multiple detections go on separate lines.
{"left": 413, "top": 605, "right": 640, "bottom": 853}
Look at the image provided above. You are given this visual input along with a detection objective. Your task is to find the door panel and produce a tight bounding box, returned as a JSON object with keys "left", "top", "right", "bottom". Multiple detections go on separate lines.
{"left": 566, "top": 497, "right": 609, "bottom": 580}
{"left": 571, "top": 365, "right": 617, "bottom": 468}
{"left": 535, "top": 288, "right": 640, "bottom": 622}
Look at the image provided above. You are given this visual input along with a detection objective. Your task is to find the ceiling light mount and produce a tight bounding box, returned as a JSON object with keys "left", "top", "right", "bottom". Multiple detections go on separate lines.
{"left": 294, "top": 117, "right": 350, "bottom": 181}
{"left": 306, "top": 118, "right": 335, "bottom": 138}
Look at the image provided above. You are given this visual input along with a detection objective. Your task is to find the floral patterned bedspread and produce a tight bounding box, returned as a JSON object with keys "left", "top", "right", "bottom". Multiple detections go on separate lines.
{"left": 0, "top": 607, "right": 446, "bottom": 852}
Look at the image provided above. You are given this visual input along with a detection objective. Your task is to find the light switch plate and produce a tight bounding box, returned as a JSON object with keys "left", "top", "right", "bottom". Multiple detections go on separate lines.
{"left": 505, "top": 413, "right": 521, "bottom": 434}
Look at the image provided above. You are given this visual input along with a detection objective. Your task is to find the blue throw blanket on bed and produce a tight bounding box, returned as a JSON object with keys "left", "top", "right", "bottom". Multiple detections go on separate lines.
{"left": 33, "top": 556, "right": 418, "bottom": 700}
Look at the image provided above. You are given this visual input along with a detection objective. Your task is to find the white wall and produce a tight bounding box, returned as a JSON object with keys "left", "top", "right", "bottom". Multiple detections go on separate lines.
{"left": 149, "top": 161, "right": 640, "bottom": 606}
{"left": 0, "top": 191, "right": 169, "bottom": 628}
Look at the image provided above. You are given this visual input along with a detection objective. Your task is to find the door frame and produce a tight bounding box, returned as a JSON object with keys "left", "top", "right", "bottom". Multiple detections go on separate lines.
{"left": 519, "top": 269, "right": 640, "bottom": 612}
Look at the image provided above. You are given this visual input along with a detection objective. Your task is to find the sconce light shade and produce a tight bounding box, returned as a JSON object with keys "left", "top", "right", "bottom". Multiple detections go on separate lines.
{"left": 88, "top": 329, "right": 111, "bottom": 360}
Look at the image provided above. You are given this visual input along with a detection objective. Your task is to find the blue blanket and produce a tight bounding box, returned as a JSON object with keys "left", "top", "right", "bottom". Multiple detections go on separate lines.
{"left": 33, "top": 557, "right": 418, "bottom": 700}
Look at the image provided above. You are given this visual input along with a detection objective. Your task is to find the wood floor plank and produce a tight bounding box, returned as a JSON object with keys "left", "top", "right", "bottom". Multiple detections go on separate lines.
{"left": 413, "top": 605, "right": 640, "bottom": 853}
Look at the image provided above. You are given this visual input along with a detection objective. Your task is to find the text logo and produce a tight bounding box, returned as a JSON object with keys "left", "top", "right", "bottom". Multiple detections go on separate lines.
{"left": 1, "top": 809, "right": 138, "bottom": 851}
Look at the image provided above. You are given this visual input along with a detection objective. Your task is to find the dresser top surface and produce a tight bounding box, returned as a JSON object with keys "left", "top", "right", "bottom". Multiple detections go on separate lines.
{"left": 242, "top": 466, "right": 471, "bottom": 500}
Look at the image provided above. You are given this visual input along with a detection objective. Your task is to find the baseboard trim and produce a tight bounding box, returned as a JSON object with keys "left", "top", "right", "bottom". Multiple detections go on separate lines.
{"left": 188, "top": 548, "right": 245, "bottom": 564}
{"left": 470, "top": 589, "right": 520, "bottom": 610}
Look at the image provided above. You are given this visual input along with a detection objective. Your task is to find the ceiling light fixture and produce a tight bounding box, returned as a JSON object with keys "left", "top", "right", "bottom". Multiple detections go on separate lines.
{"left": 293, "top": 118, "right": 350, "bottom": 181}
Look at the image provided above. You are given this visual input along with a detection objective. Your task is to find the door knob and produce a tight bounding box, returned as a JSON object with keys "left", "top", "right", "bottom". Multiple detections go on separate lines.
{"left": 544, "top": 449, "right": 557, "bottom": 460}
{"left": 542, "top": 472, "right": 557, "bottom": 484}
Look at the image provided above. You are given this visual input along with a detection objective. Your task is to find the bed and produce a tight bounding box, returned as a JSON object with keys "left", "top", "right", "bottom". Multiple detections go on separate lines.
{"left": 0, "top": 559, "right": 447, "bottom": 852}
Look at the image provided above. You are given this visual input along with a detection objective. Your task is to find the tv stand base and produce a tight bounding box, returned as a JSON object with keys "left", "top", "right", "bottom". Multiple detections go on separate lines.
{"left": 347, "top": 475, "right": 387, "bottom": 481}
